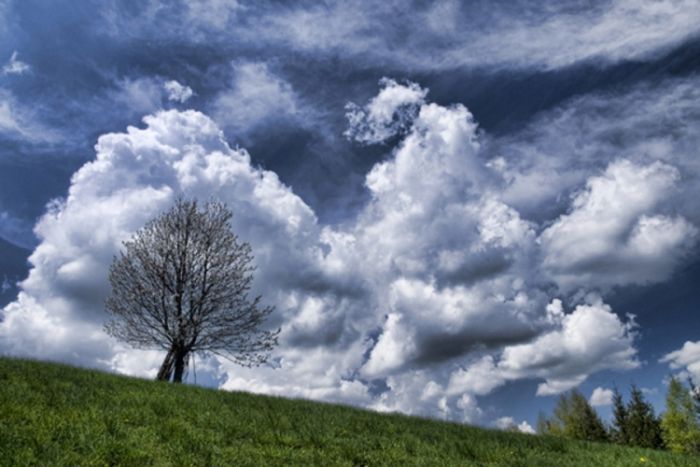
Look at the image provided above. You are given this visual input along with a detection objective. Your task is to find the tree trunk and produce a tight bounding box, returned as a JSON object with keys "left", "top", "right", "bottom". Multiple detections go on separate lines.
{"left": 156, "top": 348, "right": 175, "bottom": 381}
{"left": 173, "top": 349, "right": 187, "bottom": 383}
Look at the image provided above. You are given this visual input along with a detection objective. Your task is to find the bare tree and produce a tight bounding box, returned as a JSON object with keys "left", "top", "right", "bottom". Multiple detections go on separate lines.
{"left": 104, "top": 198, "right": 279, "bottom": 383}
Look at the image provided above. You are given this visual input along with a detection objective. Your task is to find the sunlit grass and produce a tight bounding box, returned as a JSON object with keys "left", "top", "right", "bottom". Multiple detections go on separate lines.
{"left": 0, "top": 357, "right": 693, "bottom": 466}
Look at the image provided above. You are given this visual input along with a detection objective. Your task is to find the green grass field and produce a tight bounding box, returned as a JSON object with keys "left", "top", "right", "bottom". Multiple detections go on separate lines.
{"left": 0, "top": 357, "right": 694, "bottom": 466}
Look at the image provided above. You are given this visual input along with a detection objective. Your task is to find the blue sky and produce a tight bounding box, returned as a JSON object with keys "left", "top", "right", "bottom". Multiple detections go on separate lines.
{"left": 2, "top": 0, "right": 700, "bottom": 432}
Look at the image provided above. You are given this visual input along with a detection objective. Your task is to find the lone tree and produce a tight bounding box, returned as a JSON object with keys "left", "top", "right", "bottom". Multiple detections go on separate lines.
{"left": 104, "top": 198, "right": 279, "bottom": 383}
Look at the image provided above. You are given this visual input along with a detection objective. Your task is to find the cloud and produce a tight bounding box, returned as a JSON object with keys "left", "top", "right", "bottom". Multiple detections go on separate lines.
{"left": 3, "top": 77, "right": 687, "bottom": 425}
{"left": 98, "top": 0, "right": 700, "bottom": 71}
{"left": 234, "top": 0, "right": 700, "bottom": 70}
{"left": 590, "top": 387, "right": 614, "bottom": 406}
{"left": 344, "top": 78, "right": 427, "bottom": 144}
{"left": 0, "top": 210, "right": 35, "bottom": 249}
{"left": 2, "top": 51, "right": 30, "bottom": 75}
{"left": 368, "top": 370, "right": 483, "bottom": 423}
{"left": 1, "top": 275, "right": 13, "bottom": 294}
{"left": 540, "top": 159, "right": 698, "bottom": 290}
{"left": 0, "top": 109, "right": 327, "bottom": 374}
{"left": 211, "top": 62, "right": 299, "bottom": 138}
{"left": 443, "top": 0, "right": 700, "bottom": 70}
{"left": 0, "top": 93, "right": 23, "bottom": 135}
{"left": 518, "top": 421, "right": 536, "bottom": 434}
{"left": 111, "top": 77, "right": 164, "bottom": 116}
{"left": 495, "top": 416, "right": 535, "bottom": 434}
{"left": 184, "top": 0, "right": 242, "bottom": 32}
{"left": 493, "top": 76, "right": 700, "bottom": 222}
{"left": 486, "top": 75, "right": 700, "bottom": 294}
{"left": 447, "top": 297, "right": 639, "bottom": 397}
{"left": 505, "top": 297, "right": 639, "bottom": 396}
{"left": 0, "top": 89, "right": 58, "bottom": 143}
{"left": 163, "top": 80, "right": 194, "bottom": 103}
{"left": 661, "top": 341, "right": 700, "bottom": 382}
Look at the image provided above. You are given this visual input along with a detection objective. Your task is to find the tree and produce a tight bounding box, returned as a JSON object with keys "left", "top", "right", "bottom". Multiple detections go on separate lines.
{"left": 661, "top": 377, "right": 700, "bottom": 454}
{"left": 104, "top": 198, "right": 279, "bottom": 383}
{"left": 689, "top": 378, "right": 700, "bottom": 420}
{"left": 536, "top": 411, "right": 551, "bottom": 435}
{"left": 546, "top": 390, "right": 607, "bottom": 442}
{"left": 569, "top": 390, "right": 608, "bottom": 442}
{"left": 626, "top": 385, "right": 663, "bottom": 449}
{"left": 610, "top": 387, "right": 629, "bottom": 445}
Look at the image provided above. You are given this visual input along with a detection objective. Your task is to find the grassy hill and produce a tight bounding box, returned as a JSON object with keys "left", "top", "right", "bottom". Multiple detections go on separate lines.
{"left": 0, "top": 358, "right": 693, "bottom": 466}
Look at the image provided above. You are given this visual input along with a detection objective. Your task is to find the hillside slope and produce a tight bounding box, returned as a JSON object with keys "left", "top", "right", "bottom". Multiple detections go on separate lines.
{"left": 0, "top": 357, "right": 692, "bottom": 466}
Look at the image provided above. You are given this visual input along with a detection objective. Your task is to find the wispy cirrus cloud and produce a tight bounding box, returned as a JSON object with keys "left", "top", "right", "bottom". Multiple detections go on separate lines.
{"left": 210, "top": 61, "right": 300, "bottom": 138}
{"left": 0, "top": 89, "right": 60, "bottom": 144}
{"left": 96, "top": 0, "right": 700, "bottom": 71}
{"left": 2, "top": 51, "right": 30, "bottom": 75}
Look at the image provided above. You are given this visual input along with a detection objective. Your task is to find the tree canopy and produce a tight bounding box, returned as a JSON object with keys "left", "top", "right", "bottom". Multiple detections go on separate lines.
{"left": 539, "top": 389, "right": 607, "bottom": 442}
{"left": 661, "top": 377, "right": 700, "bottom": 454}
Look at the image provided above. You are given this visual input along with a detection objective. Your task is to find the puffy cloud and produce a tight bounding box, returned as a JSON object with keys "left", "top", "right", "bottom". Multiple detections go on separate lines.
{"left": 540, "top": 159, "right": 697, "bottom": 289}
{"left": 369, "top": 370, "right": 483, "bottom": 423}
{"left": 362, "top": 313, "right": 415, "bottom": 377}
{"left": 345, "top": 78, "right": 427, "bottom": 144}
{"left": 590, "top": 387, "right": 614, "bottom": 406}
{"left": 163, "top": 80, "right": 194, "bottom": 103}
{"left": 220, "top": 337, "right": 374, "bottom": 408}
{"left": 341, "top": 81, "right": 645, "bottom": 414}
{"left": 1, "top": 78, "right": 676, "bottom": 425}
{"left": 343, "top": 85, "right": 546, "bottom": 388}
{"left": 448, "top": 297, "right": 638, "bottom": 397}
{"left": 503, "top": 297, "right": 639, "bottom": 396}
{"left": 2, "top": 51, "right": 29, "bottom": 75}
{"left": 0, "top": 109, "right": 327, "bottom": 374}
{"left": 495, "top": 416, "right": 535, "bottom": 434}
{"left": 447, "top": 355, "right": 506, "bottom": 397}
{"left": 661, "top": 341, "right": 700, "bottom": 382}
{"left": 493, "top": 76, "right": 700, "bottom": 224}
{"left": 518, "top": 421, "right": 536, "bottom": 434}
{"left": 456, "top": 393, "right": 483, "bottom": 423}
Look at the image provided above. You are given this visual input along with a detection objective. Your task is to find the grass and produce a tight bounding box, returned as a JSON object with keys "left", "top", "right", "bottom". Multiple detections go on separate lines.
{"left": 0, "top": 357, "right": 694, "bottom": 466}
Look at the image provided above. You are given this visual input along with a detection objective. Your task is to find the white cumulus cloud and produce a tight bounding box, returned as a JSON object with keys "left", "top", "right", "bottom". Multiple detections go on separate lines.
{"left": 0, "top": 109, "right": 326, "bottom": 375}
{"left": 540, "top": 159, "right": 697, "bottom": 290}
{"left": 164, "top": 80, "right": 194, "bottom": 103}
{"left": 448, "top": 297, "right": 639, "bottom": 397}
{"left": 495, "top": 416, "right": 535, "bottom": 434}
{"left": 4, "top": 77, "right": 694, "bottom": 425}
{"left": 345, "top": 78, "right": 427, "bottom": 144}
{"left": 590, "top": 387, "right": 614, "bottom": 406}
{"left": 661, "top": 341, "right": 700, "bottom": 382}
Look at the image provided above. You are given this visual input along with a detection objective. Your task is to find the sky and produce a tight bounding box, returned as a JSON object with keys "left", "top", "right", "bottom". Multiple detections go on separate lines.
{"left": 1, "top": 0, "right": 700, "bottom": 432}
